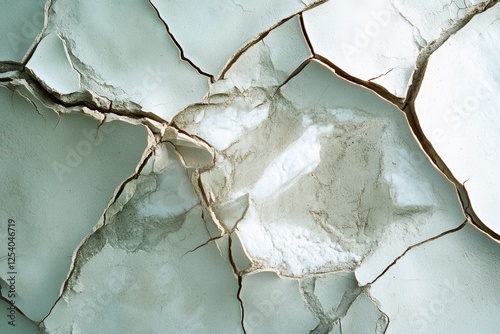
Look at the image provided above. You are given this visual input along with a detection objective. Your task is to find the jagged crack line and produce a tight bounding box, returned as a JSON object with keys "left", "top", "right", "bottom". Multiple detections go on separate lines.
{"left": 314, "top": 55, "right": 404, "bottom": 108}
{"left": 402, "top": 0, "right": 500, "bottom": 241}
{"left": 182, "top": 236, "right": 224, "bottom": 256}
{"left": 217, "top": 0, "right": 330, "bottom": 81}
{"left": 147, "top": 0, "right": 215, "bottom": 83}
{"left": 368, "top": 220, "right": 467, "bottom": 285}
{"left": 228, "top": 235, "right": 247, "bottom": 334}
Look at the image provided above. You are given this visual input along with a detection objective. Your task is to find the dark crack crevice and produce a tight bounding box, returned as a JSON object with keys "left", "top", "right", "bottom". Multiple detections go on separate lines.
{"left": 314, "top": 55, "right": 404, "bottom": 108}
{"left": 0, "top": 61, "right": 24, "bottom": 73}
{"left": 367, "top": 68, "right": 396, "bottom": 82}
{"left": 363, "top": 291, "right": 390, "bottom": 334}
{"left": 103, "top": 145, "right": 159, "bottom": 225}
{"left": 299, "top": 12, "right": 315, "bottom": 55}
{"left": 217, "top": 0, "right": 330, "bottom": 81}
{"left": 21, "top": 0, "right": 55, "bottom": 67}
{"left": 402, "top": 0, "right": 500, "bottom": 241}
{"left": 228, "top": 235, "right": 247, "bottom": 334}
{"left": 146, "top": 0, "right": 215, "bottom": 83}
{"left": 40, "top": 143, "right": 159, "bottom": 324}
{"left": 182, "top": 235, "right": 224, "bottom": 256}
{"left": 11, "top": 67, "right": 166, "bottom": 124}
{"left": 404, "top": 0, "right": 498, "bottom": 108}
{"left": 367, "top": 219, "right": 468, "bottom": 286}
{"left": 292, "top": 0, "right": 499, "bottom": 241}
{"left": 274, "top": 57, "right": 312, "bottom": 95}
{"left": 296, "top": 17, "right": 404, "bottom": 108}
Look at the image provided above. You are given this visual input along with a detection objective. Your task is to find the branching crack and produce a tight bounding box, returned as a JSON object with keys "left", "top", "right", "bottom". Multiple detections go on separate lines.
{"left": 402, "top": 0, "right": 500, "bottom": 241}
{"left": 15, "top": 67, "right": 167, "bottom": 123}
{"left": 294, "top": 17, "right": 405, "bottom": 107}
{"left": 146, "top": 0, "right": 215, "bottom": 83}
{"left": 404, "top": 0, "right": 497, "bottom": 107}
{"left": 217, "top": 0, "right": 330, "bottom": 80}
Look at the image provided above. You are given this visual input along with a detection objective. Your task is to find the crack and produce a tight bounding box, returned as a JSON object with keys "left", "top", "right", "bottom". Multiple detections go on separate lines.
{"left": 231, "top": 0, "right": 251, "bottom": 13}
{"left": 273, "top": 52, "right": 402, "bottom": 108}
{"left": 40, "top": 141, "right": 159, "bottom": 323}
{"left": 383, "top": 315, "right": 390, "bottom": 334}
{"left": 217, "top": 0, "right": 330, "bottom": 81}
{"left": 299, "top": 13, "right": 315, "bottom": 55}
{"left": 21, "top": 0, "right": 54, "bottom": 66}
{"left": 0, "top": 61, "right": 24, "bottom": 73}
{"left": 274, "top": 57, "right": 312, "bottom": 94}
{"left": 14, "top": 86, "right": 46, "bottom": 121}
{"left": 103, "top": 145, "right": 159, "bottom": 225}
{"left": 14, "top": 67, "right": 168, "bottom": 124}
{"left": 367, "top": 219, "right": 467, "bottom": 285}
{"left": 402, "top": 0, "right": 500, "bottom": 241}
{"left": 228, "top": 235, "right": 247, "bottom": 334}
{"left": 182, "top": 235, "right": 224, "bottom": 256}
{"left": 0, "top": 293, "right": 37, "bottom": 324}
{"left": 168, "top": 121, "right": 217, "bottom": 161}
{"left": 390, "top": 2, "right": 429, "bottom": 47}
{"left": 404, "top": 0, "right": 497, "bottom": 107}
{"left": 315, "top": 56, "right": 404, "bottom": 107}
{"left": 367, "top": 68, "right": 396, "bottom": 82}
{"left": 300, "top": 278, "right": 330, "bottom": 332}
{"left": 296, "top": 15, "right": 404, "bottom": 107}
{"left": 364, "top": 291, "right": 390, "bottom": 333}
{"left": 58, "top": 33, "right": 85, "bottom": 82}
{"left": 303, "top": 275, "right": 364, "bottom": 333}
{"left": 146, "top": 0, "right": 215, "bottom": 83}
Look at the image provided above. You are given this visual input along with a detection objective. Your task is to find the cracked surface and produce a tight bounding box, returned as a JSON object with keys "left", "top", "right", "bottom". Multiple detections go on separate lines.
{"left": 414, "top": 3, "right": 500, "bottom": 236}
{"left": 302, "top": 0, "right": 493, "bottom": 98}
{"left": 0, "top": 1, "right": 499, "bottom": 333}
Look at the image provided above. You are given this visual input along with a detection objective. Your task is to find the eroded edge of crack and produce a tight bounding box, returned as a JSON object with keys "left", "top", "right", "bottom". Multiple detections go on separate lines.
{"left": 402, "top": 0, "right": 500, "bottom": 241}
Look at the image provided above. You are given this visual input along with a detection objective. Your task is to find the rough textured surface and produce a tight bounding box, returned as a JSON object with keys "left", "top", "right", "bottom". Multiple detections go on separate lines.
{"left": 0, "top": 1, "right": 498, "bottom": 333}
{"left": 176, "top": 57, "right": 465, "bottom": 278}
